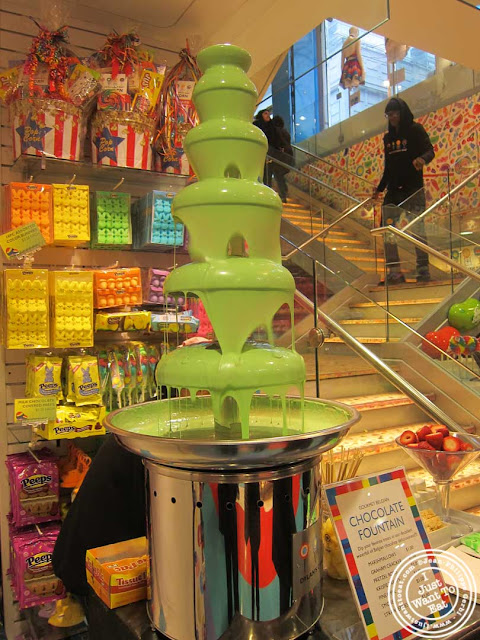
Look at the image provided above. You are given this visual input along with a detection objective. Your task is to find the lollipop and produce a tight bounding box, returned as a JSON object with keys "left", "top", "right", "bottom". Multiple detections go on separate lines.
{"left": 448, "top": 334, "right": 478, "bottom": 357}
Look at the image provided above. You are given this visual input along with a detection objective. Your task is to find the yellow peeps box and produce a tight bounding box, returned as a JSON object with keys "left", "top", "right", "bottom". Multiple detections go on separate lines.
{"left": 86, "top": 537, "right": 150, "bottom": 609}
{"left": 50, "top": 270, "right": 94, "bottom": 348}
{"left": 36, "top": 405, "right": 106, "bottom": 440}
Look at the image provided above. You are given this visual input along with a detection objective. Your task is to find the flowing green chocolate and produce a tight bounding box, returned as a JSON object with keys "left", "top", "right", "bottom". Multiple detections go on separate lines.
{"left": 156, "top": 44, "right": 305, "bottom": 438}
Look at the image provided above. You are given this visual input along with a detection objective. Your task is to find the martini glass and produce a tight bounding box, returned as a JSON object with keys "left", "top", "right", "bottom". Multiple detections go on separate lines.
{"left": 396, "top": 435, "right": 480, "bottom": 538}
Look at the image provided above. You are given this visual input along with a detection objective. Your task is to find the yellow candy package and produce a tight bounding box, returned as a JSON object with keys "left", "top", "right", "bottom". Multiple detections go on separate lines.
{"left": 26, "top": 355, "right": 63, "bottom": 404}
{"left": 67, "top": 356, "right": 102, "bottom": 406}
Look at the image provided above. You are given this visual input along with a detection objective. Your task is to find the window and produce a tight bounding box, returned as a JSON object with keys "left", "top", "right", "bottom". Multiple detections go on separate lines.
{"left": 269, "top": 19, "right": 437, "bottom": 141}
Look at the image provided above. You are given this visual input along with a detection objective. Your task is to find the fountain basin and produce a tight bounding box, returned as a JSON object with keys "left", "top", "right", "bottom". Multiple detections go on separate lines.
{"left": 105, "top": 394, "right": 359, "bottom": 470}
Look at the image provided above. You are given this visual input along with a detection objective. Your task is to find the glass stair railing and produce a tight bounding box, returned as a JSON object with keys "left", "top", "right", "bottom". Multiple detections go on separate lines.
{"left": 275, "top": 236, "right": 480, "bottom": 514}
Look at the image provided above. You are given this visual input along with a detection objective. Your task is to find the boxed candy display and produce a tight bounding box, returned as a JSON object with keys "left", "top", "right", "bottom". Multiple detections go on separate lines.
{"left": 151, "top": 310, "right": 199, "bottom": 334}
{"left": 94, "top": 267, "right": 141, "bottom": 308}
{"left": 6, "top": 450, "right": 59, "bottom": 528}
{"left": 26, "top": 354, "right": 63, "bottom": 404}
{"left": 52, "top": 184, "right": 90, "bottom": 245}
{"left": 10, "top": 523, "right": 65, "bottom": 609}
{"left": 95, "top": 310, "right": 151, "bottom": 332}
{"left": 86, "top": 537, "right": 149, "bottom": 609}
{"left": 4, "top": 182, "right": 53, "bottom": 243}
{"left": 4, "top": 269, "right": 50, "bottom": 349}
{"left": 37, "top": 405, "right": 106, "bottom": 440}
{"left": 132, "top": 191, "right": 184, "bottom": 250}
{"left": 91, "top": 191, "right": 132, "bottom": 248}
{"left": 50, "top": 270, "right": 94, "bottom": 348}
{"left": 143, "top": 268, "right": 185, "bottom": 306}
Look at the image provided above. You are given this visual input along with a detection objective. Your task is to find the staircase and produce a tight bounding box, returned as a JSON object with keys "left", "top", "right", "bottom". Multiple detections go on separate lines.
{"left": 332, "top": 280, "right": 455, "bottom": 345}
{"left": 283, "top": 200, "right": 383, "bottom": 274}
{"left": 282, "top": 196, "right": 480, "bottom": 515}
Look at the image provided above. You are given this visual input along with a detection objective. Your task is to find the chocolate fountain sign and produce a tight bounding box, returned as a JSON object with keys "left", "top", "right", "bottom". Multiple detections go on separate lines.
{"left": 325, "top": 468, "right": 475, "bottom": 640}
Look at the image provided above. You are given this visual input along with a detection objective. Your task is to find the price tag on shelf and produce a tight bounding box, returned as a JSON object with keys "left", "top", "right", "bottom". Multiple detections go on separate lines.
{"left": 0, "top": 222, "right": 45, "bottom": 260}
{"left": 324, "top": 468, "right": 460, "bottom": 640}
{"left": 14, "top": 397, "right": 56, "bottom": 424}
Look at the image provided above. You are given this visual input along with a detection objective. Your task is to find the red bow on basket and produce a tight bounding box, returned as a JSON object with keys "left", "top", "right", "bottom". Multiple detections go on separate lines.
{"left": 99, "top": 31, "right": 141, "bottom": 78}
{"left": 23, "top": 20, "right": 71, "bottom": 99}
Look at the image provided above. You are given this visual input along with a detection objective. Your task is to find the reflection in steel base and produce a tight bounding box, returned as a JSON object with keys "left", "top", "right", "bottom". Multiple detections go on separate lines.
{"left": 145, "top": 459, "right": 324, "bottom": 640}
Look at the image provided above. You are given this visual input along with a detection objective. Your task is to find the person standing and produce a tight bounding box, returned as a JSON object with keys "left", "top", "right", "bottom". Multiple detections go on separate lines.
{"left": 253, "top": 107, "right": 277, "bottom": 186}
{"left": 374, "top": 97, "right": 434, "bottom": 285}
{"left": 269, "top": 115, "right": 294, "bottom": 203}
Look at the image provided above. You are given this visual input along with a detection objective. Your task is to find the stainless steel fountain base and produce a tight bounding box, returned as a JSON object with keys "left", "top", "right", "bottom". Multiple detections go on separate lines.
{"left": 145, "top": 458, "right": 324, "bottom": 640}
{"left": 105, "top": 395, "right": 360, "bottom": 640}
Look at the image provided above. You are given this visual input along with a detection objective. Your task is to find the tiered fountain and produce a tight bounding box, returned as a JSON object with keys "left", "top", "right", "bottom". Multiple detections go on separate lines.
{"left": 106, "top": 44, "right": 360, "bottom": 640}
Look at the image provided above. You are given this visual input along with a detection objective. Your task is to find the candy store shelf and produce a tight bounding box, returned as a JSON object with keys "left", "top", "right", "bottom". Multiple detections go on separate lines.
{"left": 13, "top": 155, "right": 191, "bottom": 198}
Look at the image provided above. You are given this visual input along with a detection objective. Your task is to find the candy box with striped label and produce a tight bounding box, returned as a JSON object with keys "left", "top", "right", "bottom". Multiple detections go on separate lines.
{"left": 86, "top": 537, "right": 150, "bottom": 608}
{"left": 11, "top": 99, "right": 84, "bottom": 162}
{"left": 91, "top": 111, "right": 155, "bottom": 170}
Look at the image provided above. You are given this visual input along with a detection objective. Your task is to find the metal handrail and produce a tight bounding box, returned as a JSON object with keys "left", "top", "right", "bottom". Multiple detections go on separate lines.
{"left": 282, "top": 197, "right": 372, "bottom": 260}
{"left": 282, "top": 232, "right": 478, "bottom": 384}
{"left": 294, "top": 289, "right": 478, "bottom": 441}
{"left": 402, "top": 166, "right": 480, "bottom": 231}
{"left": 266, "top": 154, "right": 360, "bottom": 205}
{"left": 292, "top": 144, "right": 375, "bottom": 187}
{"left": 370, "top": 225, "right": 480, "bottom": 283}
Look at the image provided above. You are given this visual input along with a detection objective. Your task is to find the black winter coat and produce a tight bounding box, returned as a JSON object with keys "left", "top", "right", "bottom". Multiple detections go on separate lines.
{"left": 377, "top": 98, "right": 434, "bottom": 193}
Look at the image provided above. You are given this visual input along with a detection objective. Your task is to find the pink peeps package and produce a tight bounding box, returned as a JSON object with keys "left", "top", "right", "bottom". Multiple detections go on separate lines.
{"left": 6, "top": 451, "right": 60, "bottom": 528}
{"left": 10, "top": 523, "right": 65, "bottom": 609}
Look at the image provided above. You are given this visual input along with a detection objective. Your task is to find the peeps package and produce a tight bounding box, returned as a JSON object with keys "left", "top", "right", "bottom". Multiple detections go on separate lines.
{"left": 95, "top": 310, "right": 151, "bottom": 332}
{"left": 66, "top": 355, "right": 102, "bottom": 406}
{"left": 50, "top": 271, "right": 94, "bottom": 348}
{"left": 52, "top": 184, "right": 90, "bottom": 246}
{"left": 86, "top": 537, "right": 150, "bottom": 609}
{"left": 3, "top": 182, "right": 53, "bottom": 243}
{"left": 132, "top": 190, "right": 184, "bottom": 251}
{"left": 151, "top": 310, "right": 199, "bottom": 334}
{"left": 37, "top": 405, "right": 106, "bottom": 440}
{"left": 26, "top": 355, "right": 63, "bottom": 404}
{"left": 90, "top": 191, "right": 132, "bottom": 249}
{"left": 4, "top": 269, "right": 50, "bottom": 349}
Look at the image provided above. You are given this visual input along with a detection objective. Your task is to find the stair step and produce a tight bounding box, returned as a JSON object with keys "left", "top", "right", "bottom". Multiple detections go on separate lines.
{"left": 337, "top": 392, "right": 430, "bottom": 411}
{"left": 351, "top": 298, "right": 443, "bottom": 308}
{"left": 325, "top": 336, "right": 400, "bottom": 344}
{"left": 323, "top": 237, "right": 366, "bottom": 246}
{"left": 369, "top": 279, "right": 456, "bottom": 293}
{"left": 283, "top": 202, "right": 307, "bottom": 209}
{"left": 339, "top": 317, "right": 421, "bottom": 326}
{"left": 347, "top": 256, "right": 385, "bottom": 264}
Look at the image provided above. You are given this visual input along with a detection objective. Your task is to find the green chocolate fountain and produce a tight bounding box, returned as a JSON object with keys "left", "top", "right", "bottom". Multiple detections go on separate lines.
{"left": 106, "top": 44, "right": 359, "bottom": 470}
{"left": 157, "top": 44, "right": 305, "bottom": 439}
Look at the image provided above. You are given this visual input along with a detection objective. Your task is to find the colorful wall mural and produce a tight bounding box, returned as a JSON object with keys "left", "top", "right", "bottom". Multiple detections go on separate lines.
{"left": 290, "top": 92, "right": 480, "bottom": 228}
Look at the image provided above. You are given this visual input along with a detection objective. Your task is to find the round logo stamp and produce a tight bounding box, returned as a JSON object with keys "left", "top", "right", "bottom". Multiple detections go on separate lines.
{"left": 388, "top": 548, "right": 476, "bottom": 638}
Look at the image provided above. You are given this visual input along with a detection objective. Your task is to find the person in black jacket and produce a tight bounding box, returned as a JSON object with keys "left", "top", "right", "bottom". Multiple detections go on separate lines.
{"left": 253, "top": 107, "right": 277, "bottom": 186}
{"left": 374, "top": 97, "right": 435, "bottom": 285}
{"left": 271, "top": 115, "right": 294, "bottom": 203}
{"left": 52, "top": 436, "right": 146, "bottom": 601}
